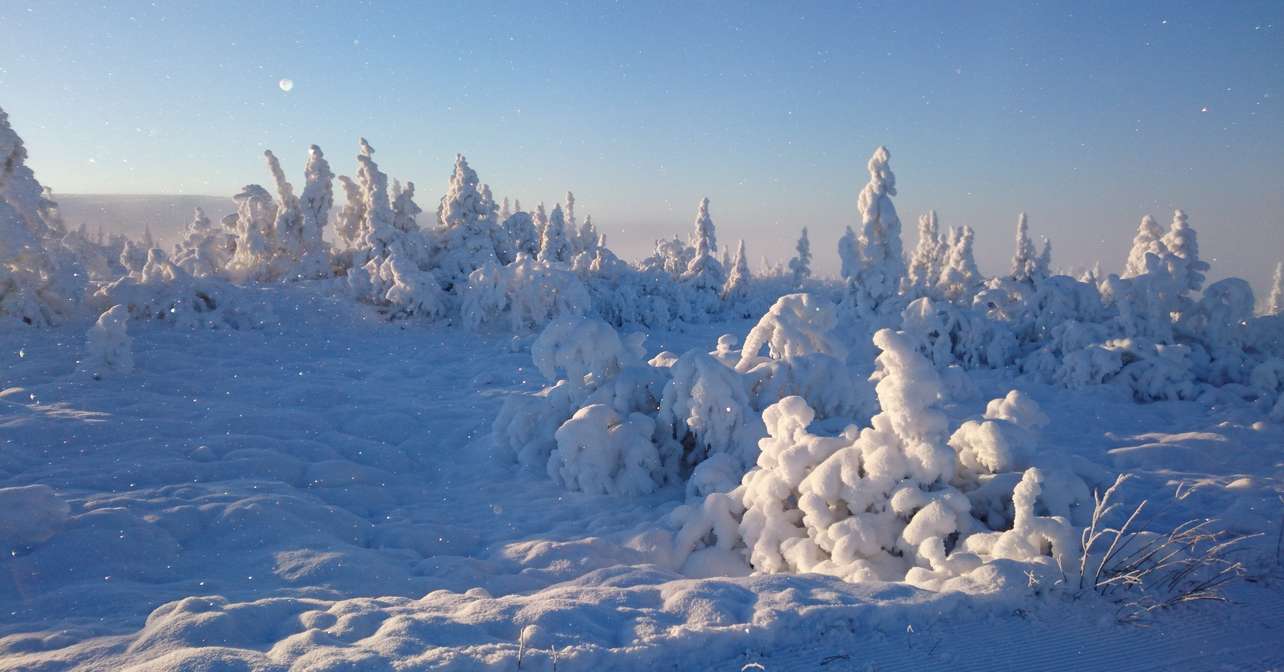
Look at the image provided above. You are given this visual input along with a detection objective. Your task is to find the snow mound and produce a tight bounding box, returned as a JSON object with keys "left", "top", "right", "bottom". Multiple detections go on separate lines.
{"left": 81, "top": 304, "right": 134, "bottom": 378}
{"left": 0, "top": 485, "right": 70, "bottom": 548}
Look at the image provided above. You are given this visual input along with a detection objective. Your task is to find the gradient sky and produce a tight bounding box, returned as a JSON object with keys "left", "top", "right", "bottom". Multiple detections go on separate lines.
{"left": 2, "top": 1, "right": 1281, "bottom": 293}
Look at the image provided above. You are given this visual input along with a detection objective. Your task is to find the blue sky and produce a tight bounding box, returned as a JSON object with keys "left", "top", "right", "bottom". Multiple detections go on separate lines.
{"left": 1, "top": 1, "right": 1281, "bottom": 291}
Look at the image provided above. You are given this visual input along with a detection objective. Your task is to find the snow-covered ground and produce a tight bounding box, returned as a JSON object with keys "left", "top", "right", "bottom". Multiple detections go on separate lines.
{"left": 2, "top": 289, "right": 1280, "bottom": 671}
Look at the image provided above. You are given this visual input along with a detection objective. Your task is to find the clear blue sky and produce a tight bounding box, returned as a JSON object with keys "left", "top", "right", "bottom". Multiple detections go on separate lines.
{"left": 2, "top": 1, "right": 1281, "bottom": 292}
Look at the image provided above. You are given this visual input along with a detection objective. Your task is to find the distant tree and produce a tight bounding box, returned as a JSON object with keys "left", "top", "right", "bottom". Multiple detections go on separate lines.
{"left": 538, "top": 203, "right": 573, "bottom": 263}
{"left": 788, "top": 227, "right": 812, "bottom": 286}
{"left": 1123, "top": 214, "right": 1166, "bottom": 278}
{"left": 1267, "top": 261, "right": 1283, "bottom": 316}
{"left": 1010, "top": 212, "right": 1039, "bottom": 283}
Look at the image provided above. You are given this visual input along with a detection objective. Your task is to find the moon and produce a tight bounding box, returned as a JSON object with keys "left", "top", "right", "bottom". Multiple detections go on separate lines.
{"left": 278, "top": 78, "right": 294, "bottom": 93}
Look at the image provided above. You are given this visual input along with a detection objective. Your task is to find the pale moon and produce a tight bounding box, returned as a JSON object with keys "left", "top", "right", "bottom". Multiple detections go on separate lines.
{"left": 278, "top": 78, "right": 294, "bottom": 93}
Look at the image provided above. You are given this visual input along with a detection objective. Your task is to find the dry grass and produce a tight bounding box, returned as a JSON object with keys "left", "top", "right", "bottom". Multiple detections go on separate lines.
{"left": 1079, "top": 474, "right": 1261, "bottom": 622}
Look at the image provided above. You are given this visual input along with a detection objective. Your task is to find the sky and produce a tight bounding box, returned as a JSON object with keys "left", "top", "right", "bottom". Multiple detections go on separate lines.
{"left": 1, "top": 0, "right": 1281, "bottom": 293}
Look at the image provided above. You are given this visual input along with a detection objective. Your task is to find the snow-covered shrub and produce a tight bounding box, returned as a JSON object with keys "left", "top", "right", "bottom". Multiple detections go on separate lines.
{"left": 948, "top": 390, "right": 1049, "bottom": 476}
{"left": 461, "top": 253, "right": 590, "bottom": 332}
{"left": 80, "top": 304, "right": 134, "bottom": 378}
{"left": 549, "top": 405, "right": 663, "bottom": 496}
{"left": 656, "top": 350, "right": 765, "bottom": 497}
{"left": 670, "top": 328, "right": 1092, "bottom": 591}
{"left": 733, "top": 293, "right": 871, "bottom": 420}
{"left": 901, "top": 297, "right": 1017, "bottom": 370}
{"left": 172, "top": 207, "right": 235, "bottom": 278}
{"left": 94, "top": 249, "right": 275, "bottom": 330}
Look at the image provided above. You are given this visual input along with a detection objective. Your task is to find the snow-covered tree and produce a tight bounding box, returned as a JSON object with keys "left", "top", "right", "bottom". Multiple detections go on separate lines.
{"left": 1161, "top": 209, "right": 1209, "bottom": 294}
{"left": 847, "top": 146, "right": 906, "bottom": 312}
{"left": 263, "top": 149, "right": 305, "bottom": 280}
{"left": 224, "top": 184, "right": 278, "bottom": 282}
{"left": 1036, "top": 237, "right": 1052, "bottom": 278}
{"left": 334, "top": 175, "right": 365, "bottom": 251}
{"left": 1267, "top": 261, "right": 1283, "bottom": 316}
{"left": 938, "top": 226, "right": 981, "bottom": 302}
{"left": 499, "top": 197, "right": 511, "bottom": 223}
{"left": 1010, "top": 212, "right": 1039, "bottom": 283}
{"left": 0, "top": 105, "right": 85, "bottom": 325}
{"left": 577, "top": 214, "right": 598, "bottom": 256}
{"left": 788, "top": 227, "right": 812, "bottom": 287}
{"left": 435, "top": 154, "right": 506, "bottom": 288}
{"left": 689, "top": 196, "right": 718, "bottom": 257}
{"left": 503, "top": 209, "right": 539, "bottom": 258}
{"left": 538, "top": 203, "right": 574, "bottom": 264}
{"left": 172, "top": 207, "right": 233, "bottom": 278}
{"left": 907, "top": 210, "right": 942, "bottom": 292}
{"left": 296, "top": 144, "right": 334, "bottom": 278}
{"left": 722, "top": 239, "right": 751, "bottom": 303}
{"left": 1123, "top": 214, "right": 1166, "bottom": 278}
{"left": 682, "top": 197, "right": 726, "bottom": 316}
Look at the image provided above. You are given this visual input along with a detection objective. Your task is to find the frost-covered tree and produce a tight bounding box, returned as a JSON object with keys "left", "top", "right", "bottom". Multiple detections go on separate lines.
{"left": 435, "top": 154, "right": 506, "bottom": 288}
{"left": 538, "top": 203, "right": 574, "bottom": 264}
{"left": 1123, "top": 214, "right": 1166, "bottom": 278}
{"left": 334, "top": 175, "right": 365, "bottom": 251}
{"left": 846, "top": 146, "right": 906, "bottom": 312}
{"left": 788, "top": 227, "right": 812, "bottom": 287}
{"left": 224, "top": 184, "right": 278, "bottom": 282}
{"left": 1036, "top": 237, "right": 1052, "bottom": 278}
{"left": 722, "top": 239, "right": 751, "bottom": 303}
{"left": 907, "top": 210, "right": 942, "bottom": 292}
{"left": 503, "top": 209, "right": 539, "bottom": 257}
{"left": 689, "top": 196, "right": 718, "bottom": 257}
{"left": 172, "top": 207, "right": 233, "bottom": 278}
{"left": 1161, "top": 209, "right": 1209, "bottom": 294}
{"left": 1010, "top": 212, "right": 1039, "bottom": 283}
{"left": 578, "top": 214, "right": 598, "bottom": 256}
{"left": 296, "top": 144, "right": 334, "bottom": 277}
{"left": 390, "top": 180, "right": 421, "bottom": 234}
{"left": 0, "top": 105, "right": 85, "bottom": 325}
{"left": 1267, "top": 261, "right": 1283, "bottom": 316}
{"left": 682, "top": 198, "right": 726, "bottom": 316}
{"left": 480, "top": 184, "right": 514, "bottom": 264}
{"left": 499, "top": 197, "right": 511, "bottom": 223}
{"left": 263, "top": 149, "right": 306, "bottom": 280}
{"left": 938, "top": 226, "right": 981, "bottom": 302}
{"left": 837, "top": 226, "right": 858, "bottom": 282}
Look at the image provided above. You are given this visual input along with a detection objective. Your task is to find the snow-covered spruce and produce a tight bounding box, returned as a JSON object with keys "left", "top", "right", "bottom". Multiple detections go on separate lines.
{"left": 0, "top": 105, "right": 85, "bottom": 326}
{"left": 840, "top": 146, "right": 905, "bottom": 317}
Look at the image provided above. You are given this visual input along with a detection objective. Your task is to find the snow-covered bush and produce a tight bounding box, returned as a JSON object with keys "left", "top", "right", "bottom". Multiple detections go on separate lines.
{"left": 80, "top": 304, "right": 134, "bottom": 378}
{"left": 732, "top": 293, "right": 871, "bottom": 420}
{"left": 901, "top": 297, "right": 1017, "bottom": 370}
{"left": 656, "top": 350, "right": 765, "bottom": 497}
{"left": 461, "top": 253, "right": 590, "bottom": 332}
{"left": 669, "top": 328, "right": 1093, "bottom": 591}
{"left": 94, "top": 248, "right": 275, "bottom": 330}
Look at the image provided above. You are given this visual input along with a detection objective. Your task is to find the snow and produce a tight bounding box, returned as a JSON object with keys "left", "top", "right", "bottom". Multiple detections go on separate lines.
{"left": 1, "top": 103, "right": 1281, "bottom": 669}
